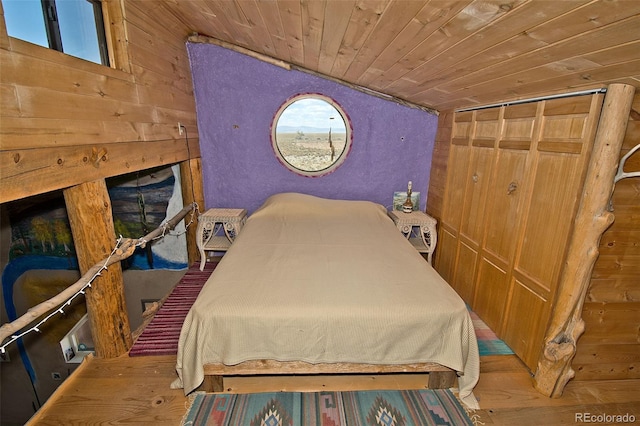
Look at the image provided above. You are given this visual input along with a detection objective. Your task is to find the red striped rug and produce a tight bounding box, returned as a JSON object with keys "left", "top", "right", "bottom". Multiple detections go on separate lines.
{"left": 128, "top": 261, "right": 217, "bottom": 357}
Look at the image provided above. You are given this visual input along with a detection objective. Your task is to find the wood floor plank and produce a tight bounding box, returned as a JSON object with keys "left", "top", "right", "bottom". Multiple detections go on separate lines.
{"left": 27, "top": 355, "right": 189, "bottom": 426}
{"left": 26, "top": 354, "right": 640, "bottom": 425}
{"left": 483, "top": 402, "right": 640, "bottom": 425}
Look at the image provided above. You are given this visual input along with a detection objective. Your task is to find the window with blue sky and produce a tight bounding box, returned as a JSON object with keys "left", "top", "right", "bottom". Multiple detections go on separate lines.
{"left": 3, "top": 0, "right": 108, "bottom": 66}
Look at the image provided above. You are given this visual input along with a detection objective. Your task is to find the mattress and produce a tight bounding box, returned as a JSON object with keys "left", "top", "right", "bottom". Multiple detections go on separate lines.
{"left": 172, "top": 193, "right": 479, "bottom": 408}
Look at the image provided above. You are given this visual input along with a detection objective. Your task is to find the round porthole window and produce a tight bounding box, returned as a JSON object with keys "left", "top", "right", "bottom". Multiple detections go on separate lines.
{"left": 271, "top": 93, "right": 352, "bottom": 176}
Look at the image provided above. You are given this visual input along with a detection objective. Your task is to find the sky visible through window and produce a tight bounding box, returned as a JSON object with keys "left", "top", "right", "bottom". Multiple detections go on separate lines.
{"left": 3, "top": 0, "right": 48, "bottom": 48}
{"left": 277, "top": 98, "right": 347, "bottom": 133}
{"left": 3, "top": 0, "right": 103, "bottom": 65}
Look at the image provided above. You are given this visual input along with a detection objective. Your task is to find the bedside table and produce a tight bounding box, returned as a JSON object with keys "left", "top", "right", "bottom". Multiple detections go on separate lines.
{"left": 388, "top": 210, "right": 438, "bottom": 264}
{"left": 197, "top": 208, "right": 247, "bottom": 270}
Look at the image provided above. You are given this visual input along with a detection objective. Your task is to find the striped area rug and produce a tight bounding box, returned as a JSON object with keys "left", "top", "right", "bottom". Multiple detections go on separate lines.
{"left": 129, "top": 261, "right": 218, "bottom": 357}
{"left": 182, "top": 389, "right": 476, "bottom": 426}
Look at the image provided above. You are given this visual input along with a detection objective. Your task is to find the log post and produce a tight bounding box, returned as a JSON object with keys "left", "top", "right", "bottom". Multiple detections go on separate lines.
{"left": 179, "top": 158, "right": 204, "bottom": 266}
{"left": 63, "top": 179, "right": 132, "bottom": 358}
{"left": 533, "top": 84, "right": 636, "bottom": 397}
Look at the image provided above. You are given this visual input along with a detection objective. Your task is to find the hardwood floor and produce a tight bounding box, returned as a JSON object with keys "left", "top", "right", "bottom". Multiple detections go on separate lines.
{"left": 27, "top": 353, "right": 639, "bottom": 425}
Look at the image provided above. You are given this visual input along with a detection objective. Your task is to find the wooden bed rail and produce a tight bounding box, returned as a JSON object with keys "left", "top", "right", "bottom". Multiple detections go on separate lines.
{"left": 200, "top": 360, "right": 457, "bottom": 392}
{"left": 0, "top": 202, "right": 198, "bottom": 350}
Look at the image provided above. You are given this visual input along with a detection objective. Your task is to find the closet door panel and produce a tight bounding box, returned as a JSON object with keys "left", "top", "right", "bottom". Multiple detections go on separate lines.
{"left": 454, "top": 240, "right": 478, "bottom": 303}
{"left": 483, "top": 148, "right": 528, "bottom": 262}
{"left": 483, "top": 104, "right": 536, "bottom": 263}
{"left": 515, "top": 97, "right": 596, "bottom": 294}
{"left": 473, "top": 258, "right": 509, "bottom": 333}
{"left": 503, "top": 277, "right": 551, "bottom": 371}
{"left": 441, "top": 112, "right": 473, "bottom": 231}
{"left": 516, "top": 153, "right": 585, "bottom": 290}
{"left": 460, "top": 108, "right": 499, "bottom": 245}
{"left": 441, "top": 143, "right": 471, "bottom": 230}
{"left": 437, "top": 228, "right": 458, "bottom": 285}
{"left": 459, "top": 146, "right": 493, "bottom": 244}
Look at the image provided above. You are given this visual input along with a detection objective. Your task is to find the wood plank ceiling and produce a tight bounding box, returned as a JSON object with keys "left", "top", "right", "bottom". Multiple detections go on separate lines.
{"left": 157, "top": 0, "right": 640, "bottom": 112}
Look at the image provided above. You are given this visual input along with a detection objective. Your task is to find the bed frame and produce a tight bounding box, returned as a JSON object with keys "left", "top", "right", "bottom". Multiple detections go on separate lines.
{"left": 199, "top": 360, "right": 457, "bottom": 392}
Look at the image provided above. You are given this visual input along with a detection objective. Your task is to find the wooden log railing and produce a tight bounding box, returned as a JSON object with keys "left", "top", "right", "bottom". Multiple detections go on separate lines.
{"left": 0, "top": 202, "right": 198, "bottom": 352}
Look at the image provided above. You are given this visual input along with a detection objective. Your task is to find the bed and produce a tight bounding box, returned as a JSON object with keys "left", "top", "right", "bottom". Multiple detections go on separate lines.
{"left": 172, "top": 193, "right": 479, "bottom": 408}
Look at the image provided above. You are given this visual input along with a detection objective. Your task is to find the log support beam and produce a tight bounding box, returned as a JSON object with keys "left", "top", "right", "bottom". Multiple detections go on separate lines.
{"left": 533, "top": 83, "right": 636, "bottom": 397}
{"left": 63, "top": 179, "right": 132, "bottom": 358}
{"left": 179, "top": 158, "right": 204, "bottom": 266}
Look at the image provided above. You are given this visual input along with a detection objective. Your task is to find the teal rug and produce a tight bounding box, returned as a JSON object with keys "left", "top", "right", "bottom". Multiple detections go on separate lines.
{"left": 182, "top": 389, "right": 476, "bottom": 425}
{"left": 468, "top": 307, "right": 514, "bottom": 356}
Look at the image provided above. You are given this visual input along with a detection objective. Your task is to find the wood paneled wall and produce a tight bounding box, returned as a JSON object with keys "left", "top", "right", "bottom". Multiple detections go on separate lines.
{"left": 573, "top": 93, "right": 640, "bottom": 381}
{"left": 0, "top": 0, "right": 201, "bottom": 204}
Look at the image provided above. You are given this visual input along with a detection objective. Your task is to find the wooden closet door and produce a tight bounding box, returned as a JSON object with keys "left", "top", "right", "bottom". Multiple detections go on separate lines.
{"left": 438, "top": 110, "right": 498, "bottom": 303}
{"left": 474, "top": 103, "right": 538, "bottom": 334}
{"left": 503, "top": 94, "right": 603, "bottom": 370}
{"left": 438, "top": 112, "right": 472, "bottom": 295}
{"left": 438, "top": 93, "right": 604, "bottom": 374}
{"left": 455, "top": 110, "right": 499, "bottom": 304}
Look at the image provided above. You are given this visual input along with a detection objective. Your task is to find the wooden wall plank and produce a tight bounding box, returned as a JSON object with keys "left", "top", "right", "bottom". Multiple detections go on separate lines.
{"left": 9, "top": 85, "right": 154, "bottom": 122}
{"left": 0, "top": 49, "right": 138, "bottom": 103}
{"left": 579, "top": 302, "right": 640, "bottom": 344}
{"left": 0, "top": 139, "right": 197, "bottom": 203}
{"left": 4, "top": 37, "right": 132, "bottom": 83}
{"left": 0, "top": 0, "right": 201, "bottom": 203}
{"left": 0, "top": 82, "right": 19, "bottom": 117}
{"left": 0, "top": 117, "right": 144, "bottom": 150}
{"left": 574, "top": 342, "right": 639, "bottom": 381}
{"left": 587, "top": 278, "right": 640, "bottom": 304}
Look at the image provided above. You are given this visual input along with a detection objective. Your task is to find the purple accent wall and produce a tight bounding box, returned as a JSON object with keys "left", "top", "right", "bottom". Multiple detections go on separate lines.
{"left": 187, "top": 43, "right": 438, "bottom": 214}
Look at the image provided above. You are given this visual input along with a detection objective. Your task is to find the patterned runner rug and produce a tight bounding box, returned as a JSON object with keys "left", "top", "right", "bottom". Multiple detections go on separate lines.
{"left": 129, "top": 262, "right": 218, "bottom": 356}
{"left": 182, "top": 389, "right": 476, "bottom": 426}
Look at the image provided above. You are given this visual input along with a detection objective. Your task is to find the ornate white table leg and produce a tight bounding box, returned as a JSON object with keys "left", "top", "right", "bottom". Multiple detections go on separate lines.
{"left": 420, "top": 223, "right": 437, "bottom": 264}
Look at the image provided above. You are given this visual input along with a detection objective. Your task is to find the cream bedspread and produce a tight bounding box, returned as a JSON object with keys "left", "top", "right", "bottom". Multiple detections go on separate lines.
{"left": 172, "top": 193, "right": 479, "bottom": 408}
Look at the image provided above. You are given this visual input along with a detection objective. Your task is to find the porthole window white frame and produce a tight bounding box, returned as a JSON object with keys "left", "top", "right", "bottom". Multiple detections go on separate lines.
{"left": 271, "top": 93, "right": 352, "bottom": 177}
